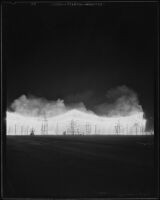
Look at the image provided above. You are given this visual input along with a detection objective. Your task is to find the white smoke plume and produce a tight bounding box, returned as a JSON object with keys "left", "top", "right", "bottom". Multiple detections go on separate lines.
{"left": 95, "top": 85, "right": 143, "bottom": 116}
{"left": 9, "top": 85, "right": 143, "bottom": 118}
{"left": 10, "top": 95, "right": 87, "bottom": 117}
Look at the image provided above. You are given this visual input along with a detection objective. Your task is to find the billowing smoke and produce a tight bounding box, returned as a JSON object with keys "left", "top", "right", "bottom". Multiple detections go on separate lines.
{"left": 10, "top": 95, "right": 87, "bottom": 117}
{"left": 9, "top": 85, "right": 143, "bottom": 118}
{"left": 95, "top": 85, "right": 143, "bottom": 116}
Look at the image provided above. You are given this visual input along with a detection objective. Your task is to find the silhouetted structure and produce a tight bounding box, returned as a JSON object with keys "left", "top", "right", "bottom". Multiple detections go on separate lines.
{"left": 41, "top": 115, "right": 48, "bottom": 135}
{"left": 30, "top": 129, "right": 35, "bottom": 136}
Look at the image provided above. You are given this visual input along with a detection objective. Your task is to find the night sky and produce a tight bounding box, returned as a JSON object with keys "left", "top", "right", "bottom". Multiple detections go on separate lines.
{"left": 3, "top": 2, "right": 157, "bottom": 129}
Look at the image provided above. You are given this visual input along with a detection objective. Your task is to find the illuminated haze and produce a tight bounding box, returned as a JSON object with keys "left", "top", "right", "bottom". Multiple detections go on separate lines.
{"left": 9, "top": 85, "right": 143, "bottom": 118}
{"left": 6, "top": 85, "right": 148, "bottom": 135}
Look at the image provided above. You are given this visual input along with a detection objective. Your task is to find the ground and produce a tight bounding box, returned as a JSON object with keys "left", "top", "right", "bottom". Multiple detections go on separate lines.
{"left": 4, "top": 135, "right": 155, "bottom": 198}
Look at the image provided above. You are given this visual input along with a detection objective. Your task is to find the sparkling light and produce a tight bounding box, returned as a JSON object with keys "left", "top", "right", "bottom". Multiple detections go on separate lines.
{"left": 6, "top": 109, "right": 148, "bottom": 135}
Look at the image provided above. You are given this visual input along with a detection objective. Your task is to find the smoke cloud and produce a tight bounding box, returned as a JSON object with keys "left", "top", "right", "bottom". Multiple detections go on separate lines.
{"left": 10, "top": 95, "right": 87, "bottom": 117}
{"left": 9, "top": 85, "right": 143, "bottom": 118}
{"left": 95, "top": 85, "right": 143, "bottom": 116}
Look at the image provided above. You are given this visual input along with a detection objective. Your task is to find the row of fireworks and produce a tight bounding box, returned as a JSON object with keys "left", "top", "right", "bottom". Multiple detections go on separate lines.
{"left": 7, "top": 119, "right": 149, "bottom": 135}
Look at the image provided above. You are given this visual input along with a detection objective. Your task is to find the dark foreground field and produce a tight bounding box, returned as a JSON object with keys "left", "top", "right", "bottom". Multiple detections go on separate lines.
{"left": 5, "top": 135, "right": 155, "bottom": 198}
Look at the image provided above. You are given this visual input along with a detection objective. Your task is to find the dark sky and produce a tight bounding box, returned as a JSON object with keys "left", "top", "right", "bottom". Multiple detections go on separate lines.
{"left": 3, "top": 2, "right": 157, "bottom": 128}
